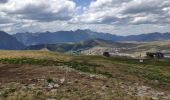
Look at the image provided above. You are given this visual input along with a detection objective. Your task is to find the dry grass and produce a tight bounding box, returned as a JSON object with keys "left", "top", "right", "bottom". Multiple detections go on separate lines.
{"left": 0, "top": 63, "right": 137, "bottom": 100}
{"left": 0, "top": 50, "right": 170, "bottom": 99}
{"left": 0, "top": 50, "right": 72, "bottom": 61}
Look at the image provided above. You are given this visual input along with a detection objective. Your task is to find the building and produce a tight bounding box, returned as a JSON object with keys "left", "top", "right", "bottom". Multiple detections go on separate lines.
{"left": 103, "top": 52, "right": 110, "bottom": 57}
{"left": 146, "top": 52, "right": 164, "bottom": 59}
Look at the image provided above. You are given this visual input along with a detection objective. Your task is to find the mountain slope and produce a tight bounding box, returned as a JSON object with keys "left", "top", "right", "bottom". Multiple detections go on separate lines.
{"left": 27, "top": 39, "right": 170, "bottom": 58}
{"left": 0, "top": 31, "right": 25, "bottom": 50}
{"left": 124, "top": 32, "right": 170, "bottom": 41}
{"left": 14, "top": 30, "right": 170, "bottom": 46}
{"left": 26, "top": 39, "right": 137, "bottom": 53}
{"left": 14, "top": 30, "right": 96, "bottom": 46}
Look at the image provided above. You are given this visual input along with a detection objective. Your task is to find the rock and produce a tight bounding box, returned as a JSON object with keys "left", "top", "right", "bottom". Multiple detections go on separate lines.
{"left": 48, "top": 83, "right": 60, "bottom": 89}
{"left": 112, "top": 90, "right": 115, "bottom": 93}
{"left": 120, "top": 86, "right": 125, "bottom": 89}
{"left": 22, "top": 86, "right": 27, "bottom": 89}
{"left": 101, "top": 86, "right": 106, "bottom": 90}
{"left": 127, "top": 92, "right": 132, "bottom": 95}
{"left": 137, "top": 86, "right": 150, "bottom": 91}
{"left": 153, "top": 80, "right": 160, "bottom": 85}
{"left": 67, "top": 81, "right": 72, "bottom": 84}
{"left": 60, "top": 78, "right": 65, "bottom": 84}
{"left": 134, "top": 83, "right": 139, "bottom": 86}
{"left": 28, "top": 84, "right": 36, "bottom": 89}
{"left": 156, "top": 92, "right": 165, "bottom": 96}
{"left": 51, "top": 89, "right": 57, "bottom": 92}
{"left": 163, "top": 96, "right": 170, "bottom": 99}
{"left": 54, "top": 84, "right": 60, "bottom": 88}
{"left": 151, "top": 97, "right": 159, "bottom": 100}
{"left": 38, "top": 78, "right": 45, "bottom": 81}
{"left": 46, "top": 99, "right": 56, "bottom": 100}
{"left": 90, "top": 75, "right": 95, "bottom": 78}
{"left": 48, "top": 83, "right": 54, "bottom": 89}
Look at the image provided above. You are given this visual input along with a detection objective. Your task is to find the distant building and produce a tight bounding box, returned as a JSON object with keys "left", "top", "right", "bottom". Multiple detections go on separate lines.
{"left": 103, "top": 52, "right": 110, "bottom": 57}
{"left": 146, "top": 52, "right": 164, "bottom": 59}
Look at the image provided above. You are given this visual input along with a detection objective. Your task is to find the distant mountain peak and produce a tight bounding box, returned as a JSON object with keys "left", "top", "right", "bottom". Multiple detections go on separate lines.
{"left": 13, "top": 30, "right": 170, "bottom": 46}
{"left": 0, "top": 31, "right": 25, "bottom": 50}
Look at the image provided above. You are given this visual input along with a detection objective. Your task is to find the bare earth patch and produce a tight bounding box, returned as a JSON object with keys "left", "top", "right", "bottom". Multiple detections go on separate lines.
{"left": 0, "top": 50, "right": 170, "bottom": 99}
{"left": 0, "top": 63, "right": 170, "bottom": 100}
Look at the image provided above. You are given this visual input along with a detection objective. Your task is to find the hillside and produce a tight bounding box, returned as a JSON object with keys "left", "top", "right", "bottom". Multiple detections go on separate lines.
{"left": 13, "top": 30, "right": 170, "bottom": 46}
{"left": 0, "top": 50, "right": 170, "bottom": 99}
{"left": 26, "top": 39, "right": 137, "bottom": 53}
{"left": 26, "top": 39, "right": 170, "bottom": 57}
{"left": 14, "top": 30, "right": 98, "bottom": 46}
{"left": 0, "top": 31, "right": 25, "bottom": 50}
{"left": 1, "top": 30, "right": 170, "bottom": 56}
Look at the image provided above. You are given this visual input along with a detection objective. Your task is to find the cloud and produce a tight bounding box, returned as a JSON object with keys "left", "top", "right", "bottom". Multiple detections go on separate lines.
{"left": 122, "top": 0, "right": 169, "bottom": 14}
{"left": 0, "top": 12, "right": 14, "bottom": 24}
{"left": 0, "top": 0, "right": 8, "bottom": 3}
{"left": 0, "top": 0, "right": 76, "bottom": 22}
{"left": 71, "top": 0, "right": 170, "bottom": 25}
{"left": 0, "top": 0, "right": 170, "bottom": 35}
{"left": 0, "top": 17, "right": 13, "bottom": 24}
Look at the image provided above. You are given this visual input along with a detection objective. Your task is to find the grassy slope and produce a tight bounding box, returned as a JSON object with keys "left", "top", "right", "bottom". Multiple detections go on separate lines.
{"left": 73, "top": 55, "right": 170, "bottom": 87}
{"left": 0, "top": 50, "right": 170, "bottom": 99}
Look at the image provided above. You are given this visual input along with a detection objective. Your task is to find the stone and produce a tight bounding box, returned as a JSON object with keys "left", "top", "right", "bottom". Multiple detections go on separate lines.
{"left": 54, "top": 84, "right": 60, "bottom": 88}
{"left": 60, "top": 78, "right": 65, "bottom": 84}
{"left": 101, "top": 86, "right": 106, "bottom": 90}
{"left": 90, "top": 75, "right": 95, "bottom": 78}
{"left": 156, "top": 92, "right": 165, "bottom": 96}
{"left": 46, "top": 99, "right": 56, "bottom": 100}
{"left": 120, "top": 86, "right": 125, "bottom": 89}
{"left": 48, "top": 83, "right": 54, "bottom": 89}
{"left": 51, "top": 89, "right": 57, "bottom": 92}
{"left": 151, "top": 97, "right": 159, "bottom": 100}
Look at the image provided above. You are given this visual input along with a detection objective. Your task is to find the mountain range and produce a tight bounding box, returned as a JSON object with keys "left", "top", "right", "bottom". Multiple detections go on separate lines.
{"left": 1, "top": 30, "right": 170, "bottom": 50}
{"left": 13, "top": 30, "right": 170, "bottom": 46}
{"left": 0, "top": 31, "right": 24, "bottom": 50}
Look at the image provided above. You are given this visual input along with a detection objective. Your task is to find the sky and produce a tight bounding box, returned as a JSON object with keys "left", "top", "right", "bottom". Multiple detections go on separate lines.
{"left": 0, "top": 0, "right": 170, "bottom": 35}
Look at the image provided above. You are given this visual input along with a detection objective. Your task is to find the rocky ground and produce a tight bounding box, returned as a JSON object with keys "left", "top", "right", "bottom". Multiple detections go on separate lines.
{"left": 0, "top": 63, "right": 169, "bottom": 100}
{"left": 0, "top": 50, "right": 169, "bottom": 100}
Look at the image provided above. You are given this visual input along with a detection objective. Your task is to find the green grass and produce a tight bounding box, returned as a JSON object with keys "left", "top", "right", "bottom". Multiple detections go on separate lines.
{"left": 123, "top": 66, "right": 170, "bottom": 84}
{"left": 46, "top": 78, "right": 54, "bottom": 83}
{"left": 0, "top": 58, "right": 98, "bottom": 73}
{"left": 108, "top": 56, "right": 170, "bottom": 67}
{"left": 0, "top": 57, "right": 112, "bottom": 78}
{"left": 106, "top": 56, "right": 170, "bottom": 85}
{"left": 0, "top": 88, "right": 16, "bottom": 98}
{"left": 75, "top": 56, "right": 170, "bottom": 81}
{"left": 1, "top": 56, "right": 170, "bottom": 84}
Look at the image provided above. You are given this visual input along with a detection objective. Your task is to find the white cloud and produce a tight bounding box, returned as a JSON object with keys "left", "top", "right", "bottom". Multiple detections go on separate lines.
{"left": 71, "top": 0, "right": 170, "bottom": 25}
{"left": 0, "top": 0, "right": 76, "bottom": 22}
{"left": 0, "top": 0, "right": 170, "bottom": 35}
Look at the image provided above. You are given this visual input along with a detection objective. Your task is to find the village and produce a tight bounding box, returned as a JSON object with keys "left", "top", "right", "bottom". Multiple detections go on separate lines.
{"left": 80, "top": 46, "right": 169, "bottom": 59}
